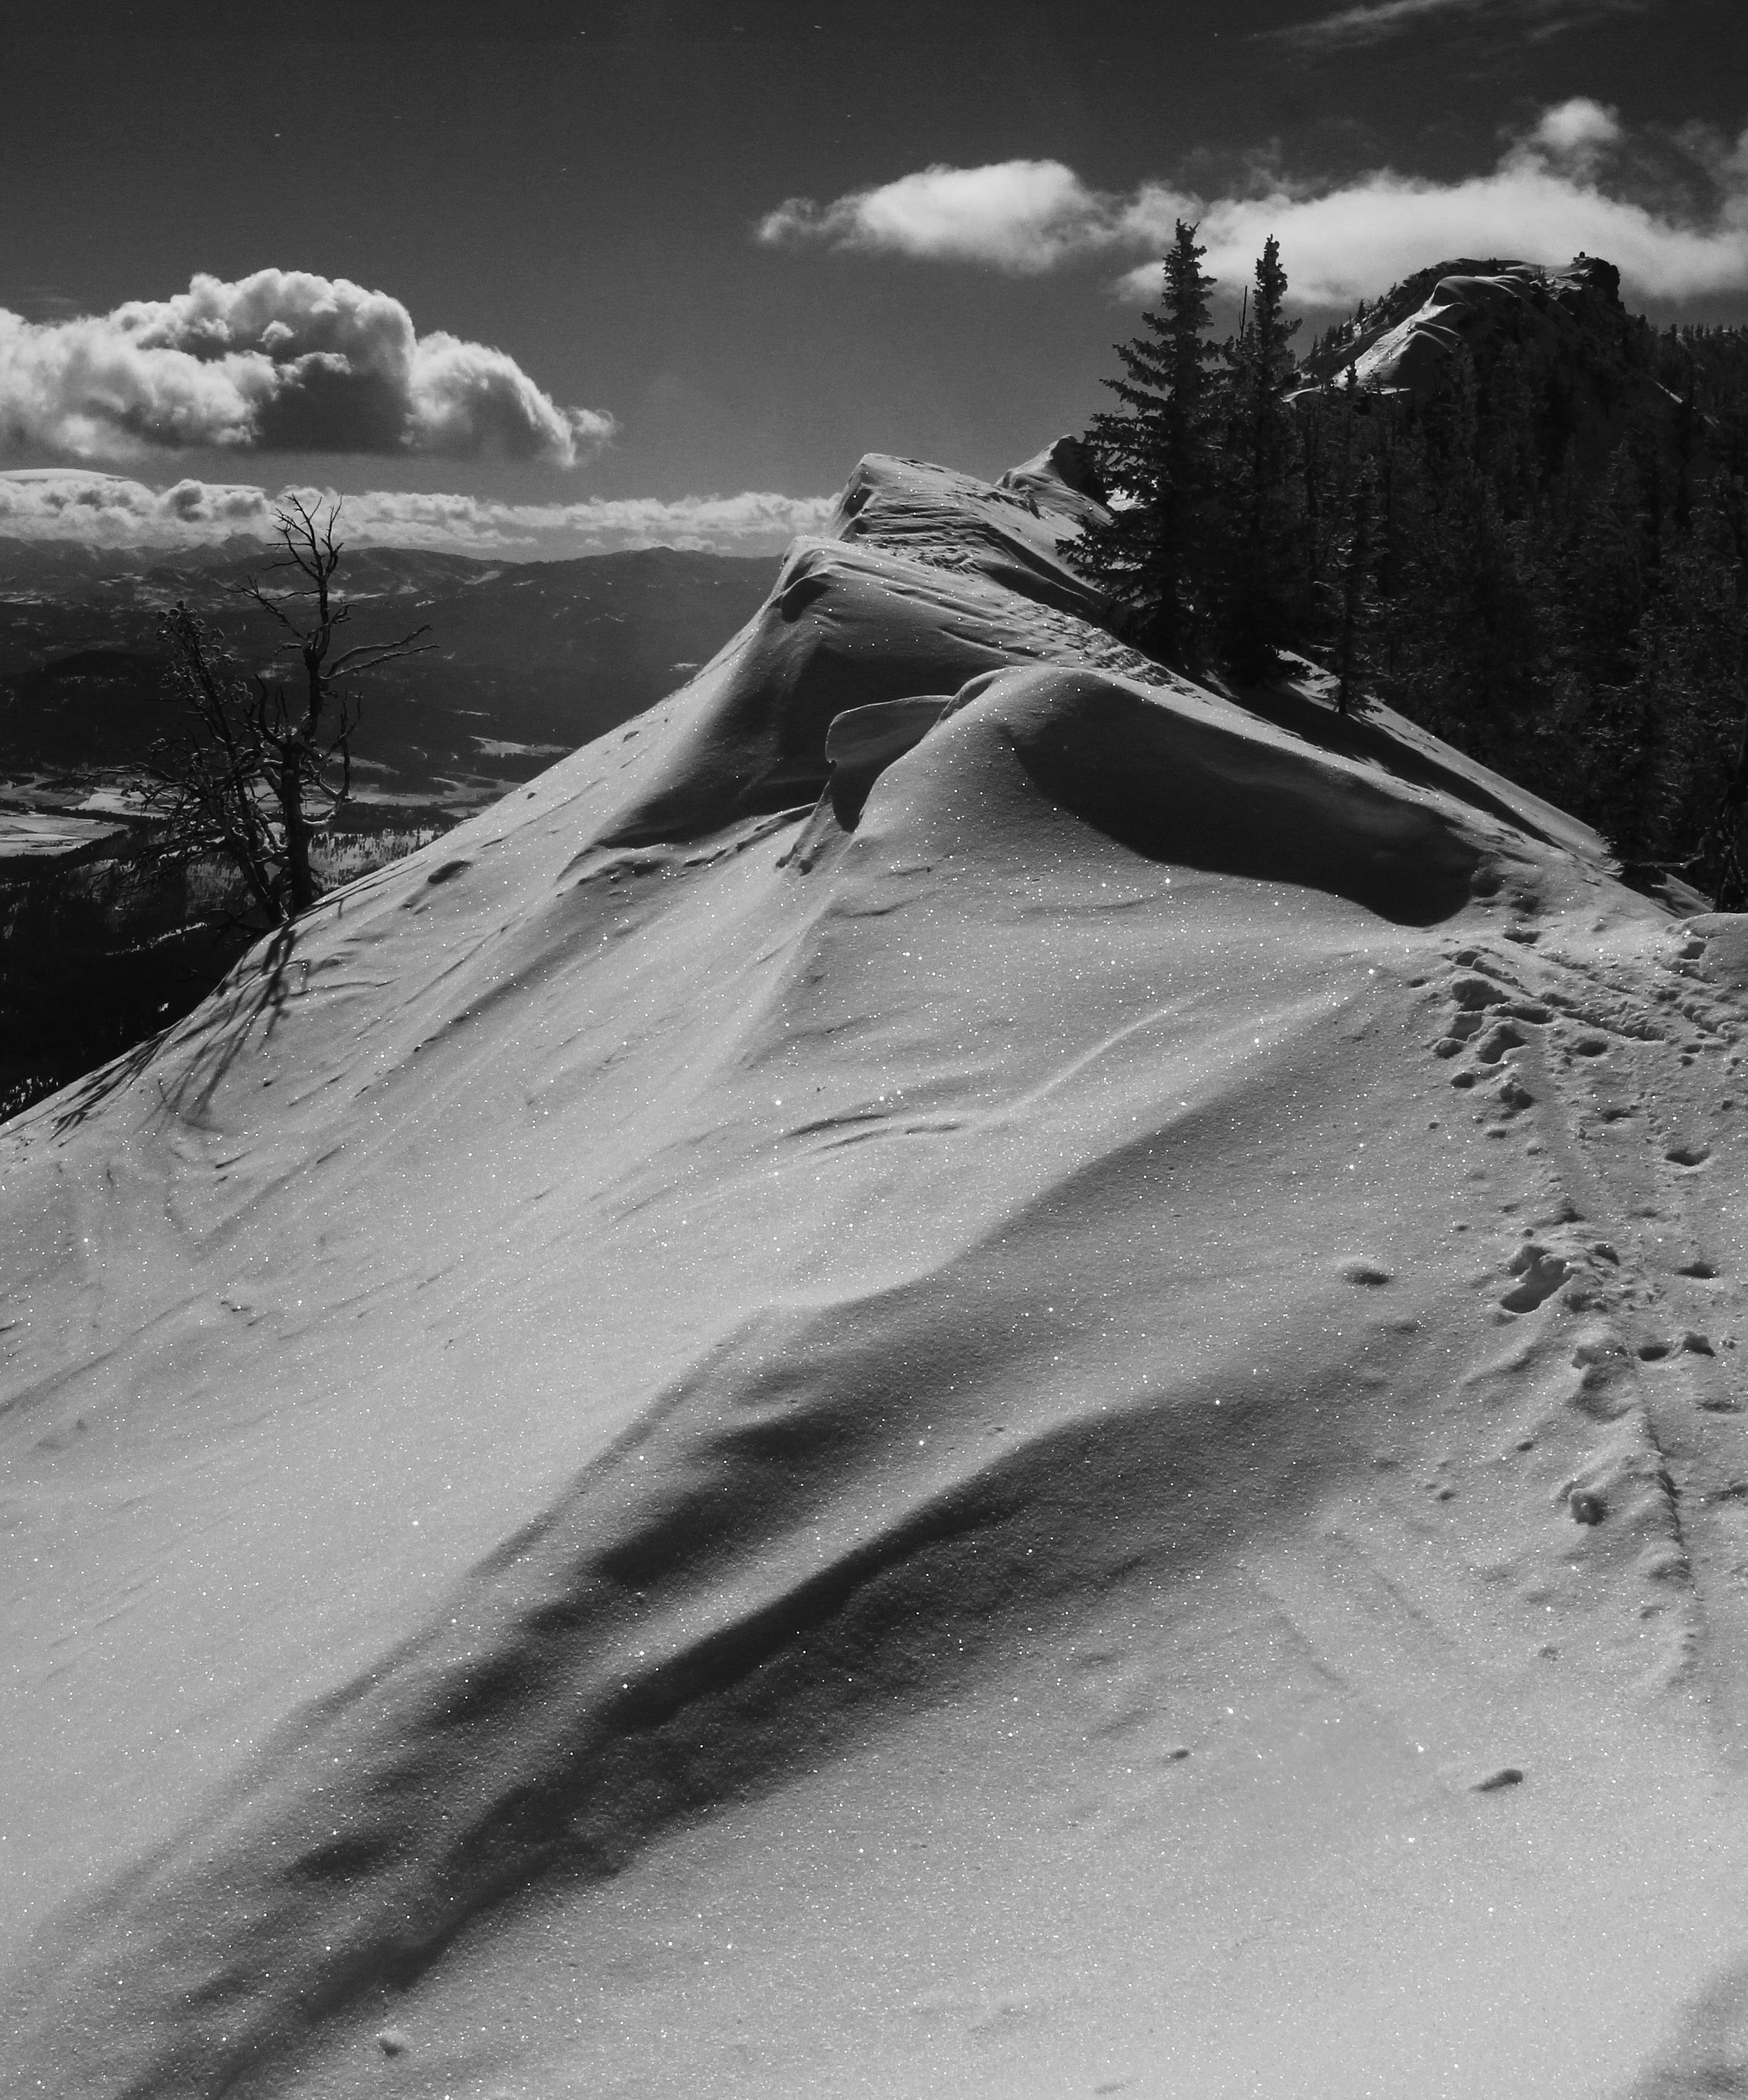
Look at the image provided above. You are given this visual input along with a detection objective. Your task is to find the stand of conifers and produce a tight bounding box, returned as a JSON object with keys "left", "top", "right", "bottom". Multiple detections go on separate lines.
{"left": 1075, "top": 224, "right": 1748, "bottom": 904}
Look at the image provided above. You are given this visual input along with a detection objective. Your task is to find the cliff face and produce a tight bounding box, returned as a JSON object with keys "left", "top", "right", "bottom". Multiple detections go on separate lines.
{"left": 4, "top": 443, "right": 1748, "bottom": 2100}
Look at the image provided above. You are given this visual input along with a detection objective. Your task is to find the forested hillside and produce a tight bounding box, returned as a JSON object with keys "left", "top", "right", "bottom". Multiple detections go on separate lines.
{"left": 1076, "top": 235, "right": 1748, "bottom": 899}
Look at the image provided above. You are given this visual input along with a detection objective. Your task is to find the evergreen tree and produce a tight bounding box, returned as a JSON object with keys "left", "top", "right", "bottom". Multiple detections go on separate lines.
{"left": 1073, "top": 220, "right": 1219, "bottom": 661}
{"left": 1333, "top": 463, "right": 1377, "bottom": 717}
{"left": 1476, "top": 341, "right": 1541, "bottom": 521}
{"left": 1687, "top": 469, "right": 1748, "bottom": 902}
{"left": 1073, "top": 235, "right": 1748, "bottom": 898}
{"left": 1213, "top": 236, "right": 1303, "bottom": 676}
{"left": 1556, "top": 448, "right": 1660, "bottom": 854}
{"left": 1369, "top": 349, "right": 1552, "bottom": 768}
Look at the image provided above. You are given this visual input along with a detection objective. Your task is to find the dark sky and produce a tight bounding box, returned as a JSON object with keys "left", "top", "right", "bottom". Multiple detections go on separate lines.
{"left": 5, "top": 0, "right": 1745, "bottom": 524}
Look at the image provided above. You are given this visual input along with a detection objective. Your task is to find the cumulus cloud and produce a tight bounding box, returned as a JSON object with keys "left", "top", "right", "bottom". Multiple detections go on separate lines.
{"left": 1117, "top": 101, "right": 1748, "bottom": 306}
{"left": 0, "top": 468, "right": 833, "bottom": 560}
{"left": 1528, "top": 96, "right": 1626, "bottom": 164}
{"left": 759, "top": 103, "right": 1748, "bottom": 308}
{"left": 759, "top": 159, "right": 1112, "bottom": 273}
{"left": 0, "top": 271, "right": 613, "bottom": 466}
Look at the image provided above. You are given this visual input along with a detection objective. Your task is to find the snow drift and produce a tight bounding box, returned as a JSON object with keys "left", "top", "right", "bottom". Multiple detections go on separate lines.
{"left": 4, "top": 445, "right": 1748, "bottom": 2100}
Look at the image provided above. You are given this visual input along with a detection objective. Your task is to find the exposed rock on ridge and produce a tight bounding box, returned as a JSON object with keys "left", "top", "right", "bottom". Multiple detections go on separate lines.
{"left": 1300, "top": 253, "right": 1665, "bottom": 472}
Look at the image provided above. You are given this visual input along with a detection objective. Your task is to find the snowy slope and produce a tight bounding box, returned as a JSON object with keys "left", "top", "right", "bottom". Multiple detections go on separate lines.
{"left": 3, "top": 447, "right": 1748, "bottom": 2100}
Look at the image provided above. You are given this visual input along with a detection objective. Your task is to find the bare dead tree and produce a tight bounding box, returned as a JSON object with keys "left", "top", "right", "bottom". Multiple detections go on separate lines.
{"left": 145, "top": 499, "right": 431, "bottom": 923}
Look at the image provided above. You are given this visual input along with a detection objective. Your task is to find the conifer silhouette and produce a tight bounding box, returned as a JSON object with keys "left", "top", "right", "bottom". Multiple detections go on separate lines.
{"left": 1073, "top": 220, "right": 1219, "bottom": 661}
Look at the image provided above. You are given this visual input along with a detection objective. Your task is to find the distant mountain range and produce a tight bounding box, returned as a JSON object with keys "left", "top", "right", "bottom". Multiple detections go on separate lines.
{"left": 0, "top": 540, "right": 779, "bottom": 823}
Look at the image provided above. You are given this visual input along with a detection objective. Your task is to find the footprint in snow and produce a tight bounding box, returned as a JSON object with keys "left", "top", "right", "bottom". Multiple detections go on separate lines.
{"left": 1499, "top": 1245, "right": 1568, "bottom": 1313}
{"left": 1475, "top": 1021, "right": 1527, "bottom": 1064}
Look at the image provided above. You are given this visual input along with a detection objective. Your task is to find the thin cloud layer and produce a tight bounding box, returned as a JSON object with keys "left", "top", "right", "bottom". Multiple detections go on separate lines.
{"left": 759, "top": 102, "right": 1748, "bottom": 308}
{"left": 0, "top": 271, "right": 613, "bottom": 466}
{"left": 1270, "top": 0, "right": 1639, "bottom": 48}
{"left": 0, "top": 469, "right": 833, "bottom": 560}
{"left": 1528, "top": 96, "right": 1626, "bottom": 161}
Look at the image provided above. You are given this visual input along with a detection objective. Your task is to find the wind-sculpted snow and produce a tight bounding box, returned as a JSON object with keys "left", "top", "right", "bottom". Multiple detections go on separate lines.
{"left": 5, "top": 445, "right": 1748, "bottom": 2100}
{"left": 829, "top": 450, "right": 1107, "bottom": 617}
{"left": 935, "top": 666, "right": 1484, "bottom": 924}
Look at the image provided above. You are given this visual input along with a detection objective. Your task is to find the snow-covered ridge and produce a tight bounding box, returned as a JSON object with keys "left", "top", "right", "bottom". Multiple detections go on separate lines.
{"left": 3, "top": 445, "right": 1746, "bottom": 2100}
